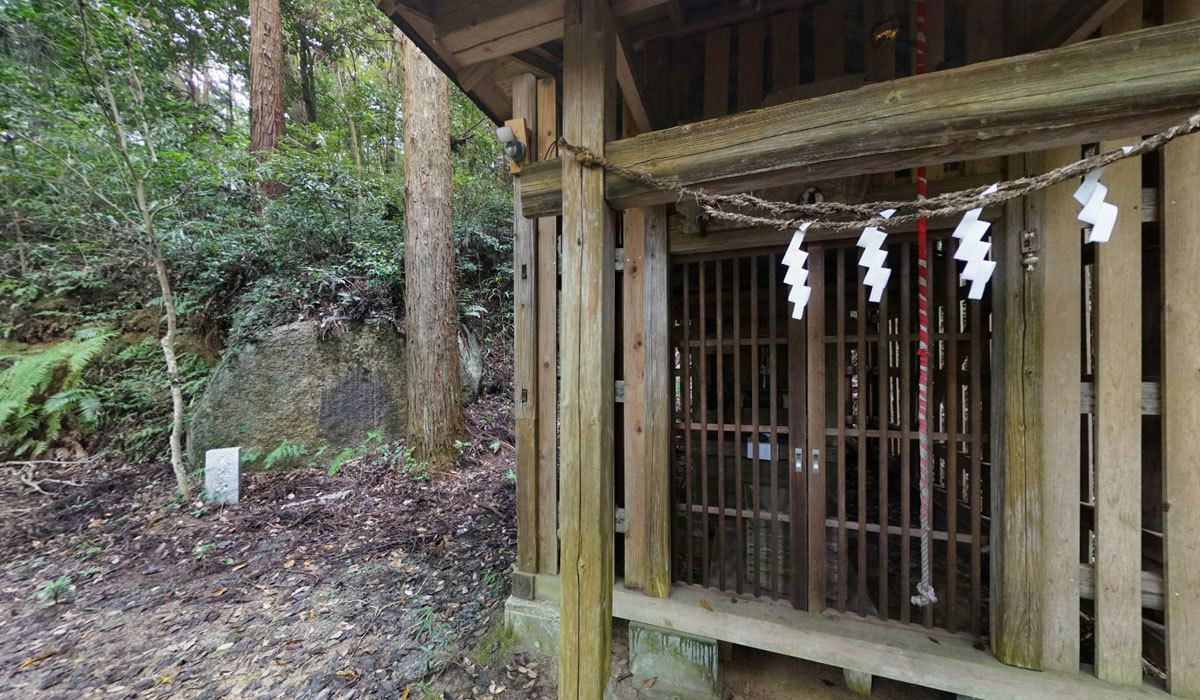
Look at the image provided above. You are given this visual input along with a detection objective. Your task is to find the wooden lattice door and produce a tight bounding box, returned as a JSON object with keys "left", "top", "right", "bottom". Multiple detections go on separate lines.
{"left": 804, "top": 234, "right": 992, "bottom": 637}
{"left": 671, "top": 253, "right": 813, "bottom": 609}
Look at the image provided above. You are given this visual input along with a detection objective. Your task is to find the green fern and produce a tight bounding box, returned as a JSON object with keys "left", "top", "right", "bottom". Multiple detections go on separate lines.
{"left": 262, "top": 439, "right": 308, "bottom": 470}
{"left": 0, "top": 327, "right": 114, "bottom": 456}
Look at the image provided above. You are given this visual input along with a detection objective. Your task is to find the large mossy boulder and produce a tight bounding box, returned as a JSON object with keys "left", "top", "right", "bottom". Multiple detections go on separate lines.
{"left": 187, "top": 321, "right": 482, "bottom": 470}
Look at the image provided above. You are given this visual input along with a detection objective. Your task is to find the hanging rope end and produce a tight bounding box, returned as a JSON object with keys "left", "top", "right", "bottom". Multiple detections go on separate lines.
{"left": 911, "top": 582, "right": 938, "bottom": 607}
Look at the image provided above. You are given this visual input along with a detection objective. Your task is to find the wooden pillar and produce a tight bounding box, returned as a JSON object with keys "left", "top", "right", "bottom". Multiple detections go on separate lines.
{"left": 642, "top": 205, "right": 671, "bottom": 599}
{"left": 1163, "top": 5, "right": 1200, "bottom": 698}
{"left": 536, "top": 76, "right": 560, "bottom": 576}
{"left": 1094, "top": 3, "right": 1143, "bottom": 686}
{"left": 513, "top": 72, "right": 539, "bottom": 578}
{"left": 559, "top": 0, "right": 616, "bottom": 696}
{"left": 993, "top": 148, "right": 1081, "bottom": 671}
{"left": 623, "top": 210, "right": 647, "bottom": 590}
{"left": 623, "top": 206, "right": 670, "bottom": 597}
{"left": 1039, "top": 146, "right": 1083, "bottom": 673}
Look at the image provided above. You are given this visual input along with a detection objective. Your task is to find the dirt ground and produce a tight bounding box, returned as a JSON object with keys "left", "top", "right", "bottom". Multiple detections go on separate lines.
{"left": 0, "top": 396, "right": 547, "bottom": 700}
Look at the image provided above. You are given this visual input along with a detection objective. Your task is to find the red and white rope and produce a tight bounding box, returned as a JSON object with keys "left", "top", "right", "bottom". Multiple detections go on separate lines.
{"left": 912, "top": 0, "right": 937, "bottom": 609}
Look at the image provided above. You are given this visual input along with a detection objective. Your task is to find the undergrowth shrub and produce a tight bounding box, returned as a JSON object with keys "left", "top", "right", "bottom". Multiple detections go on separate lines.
{"left": 0, "top": 327, "right": 114, "bottom": 457}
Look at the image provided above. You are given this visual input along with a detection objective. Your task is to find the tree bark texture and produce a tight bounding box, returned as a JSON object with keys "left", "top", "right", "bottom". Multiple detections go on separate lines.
{"left": 249, "top": 0, "right": 285, "bottom": 197}
{"left": 401, "top": 34, "right": 464, "bottom": 469}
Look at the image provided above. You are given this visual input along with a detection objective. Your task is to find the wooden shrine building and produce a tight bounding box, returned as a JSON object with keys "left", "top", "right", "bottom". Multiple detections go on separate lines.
{"left": 376, "top": 1, "right": 1200, "bottom": 698}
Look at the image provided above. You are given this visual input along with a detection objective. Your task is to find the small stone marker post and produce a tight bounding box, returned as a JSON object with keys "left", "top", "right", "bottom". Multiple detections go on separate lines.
{"left": 204, "top": 447, "right": 241, "bottom": 504}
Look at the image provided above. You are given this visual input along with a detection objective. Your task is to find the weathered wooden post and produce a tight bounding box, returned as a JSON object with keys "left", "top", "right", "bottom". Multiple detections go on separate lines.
{"left": 558, "top": 0, "right": 616, "bottom": 697}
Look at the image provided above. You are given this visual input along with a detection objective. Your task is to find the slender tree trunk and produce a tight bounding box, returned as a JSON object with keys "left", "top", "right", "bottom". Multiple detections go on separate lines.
{"left": 249, "top": 0, "right": 285, "bottom": 197}
{"left": 401, "top": 34, "right": 464, "bottom": 470}
{"left": 84, "top": 13, "right": 192, "bottom": 499}
{"left": 297, "top": 21, "right": 317, "bottom": 123}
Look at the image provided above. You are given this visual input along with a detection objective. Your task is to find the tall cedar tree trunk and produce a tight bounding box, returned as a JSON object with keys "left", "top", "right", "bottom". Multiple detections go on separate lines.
{"left": 249, "top": 0, "right": 285, "bottom": 197}
{"left": 401, "top": 35, "right": 464, "bottom": 469}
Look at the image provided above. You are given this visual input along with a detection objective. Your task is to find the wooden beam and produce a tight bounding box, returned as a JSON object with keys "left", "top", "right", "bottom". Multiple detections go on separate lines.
{"left": 641, "top": 205, "right": 671, "bottom": 600}
{"left": 1027, "top": 0, "right": 1131, "bottom": 52}
{"left": 622, "top": 209, "right": 647, "bottom": 590}
{"left": 512, "top": 73, "right": 540, "bottom": 576}
{"left": 436, "top": 0, "right": 670, "bottom": 67}
{"left": 558, "top": 0, "right": 615, "bottom": 696}
{"left": 1162, "top": 5, "right": 1200, "bottom": 698}
{"left": 536, "top": 76, "right": 559, "bottom": 575}
{"left": 613, "top": 15, "right": 653, "bottom": 133}
{"left": 1093, "top": 4, "right": 1143, "bottom": 686}
{"left": 518, "top": 19, "right": 1200, "bottom": 217}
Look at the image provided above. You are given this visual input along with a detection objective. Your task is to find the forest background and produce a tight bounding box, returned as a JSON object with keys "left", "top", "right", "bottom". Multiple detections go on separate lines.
{"left": 0, "top": 0, "right": 515, "bottom": 471}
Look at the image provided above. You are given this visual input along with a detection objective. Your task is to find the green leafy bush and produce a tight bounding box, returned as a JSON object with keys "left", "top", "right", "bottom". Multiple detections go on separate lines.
{"left": 0, "top": 327, "right": 114, "bottom": 457}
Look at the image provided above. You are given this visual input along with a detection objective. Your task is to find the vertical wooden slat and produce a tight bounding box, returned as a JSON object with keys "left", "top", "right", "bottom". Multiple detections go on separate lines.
{"left": 733, "top": 259, "right": 745, "bottom": 595}
{"left": 790, "top": 254, "right": 809, "bottom": 609}
{"left": 969, "top": 278, "right": 983, "bottom": 637}
{"left": 642, "top": 38, "right": 670, "bottom": 131}
{"left": 916, "top": 0, "right": 946, "bottom": 182}
{"left": 683, "top": 264, "right": 694, "bottom": 585}
{"left": 807, "top": 246, "right": 828, "bottom": 613}
{"left": 771, "top": 10, "right": 800, "bottom": 92}
{"left": 699, "top": 262, "right": 710, "bottom": 585}
{"left": 702, "top": 28, "right": 730, "bottom": 120}
{"left": 643, "top": 205, "right": 672, "bottom": 599}
{"left": 769, "top": 255, "right": 781, "bottom": 599}
{"left": 751, "top": 259, "right": 762, "bottom": 598}
{"left": 865, "top": 0, "right": 896, "bottom": 83}
{"left": 558, "top": 0, "right": 615, "bottom": 694}
{"left": 945, "top": 240, "right": 960, "bottom": 634}
{"left": 837, "top": 249, "right": 849, "bottom": 613}
{"left": 900, "top": 244, "right": 913, "bottom": 624}
{"left": 716, "top": 261, "right": 727, "bottom": 590}
{"left": 736, "top": 19, "right": 765, "bottom": 112}
{"left": 964, "top": 0, "right": 1003, "bottom": 177}
{"left": 1162, "top": 4, "right": 1200, "bottom": 695}
{"left": 1093, "top": 2, "right": 1143, "bottom": 684}
{"left": 535, "top": 76, "right": 559, "bottom": 576}
{"left": 1041, "top": 146, "right": 1084, "bottom": 672}
{"left": 878, "top": 258, "right": 890, "bottom": 621}
{"left": 513, "top": 73, "right": 540, "bottom": 576}
{"left": 813, "top": 1, "right": 844, "bottom": 81}
{"left": 623, "top": 209, "right": 647, "bottom": 590}
{"left": 856, "top": 265, "right": 869, "bottom": 616}
{"left": 923, "top": 232, "right": 936, "bottom": 630}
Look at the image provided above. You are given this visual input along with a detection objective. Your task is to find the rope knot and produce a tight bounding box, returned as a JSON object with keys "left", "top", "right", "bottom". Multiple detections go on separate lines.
{"left": 911, "top": 581, "right": 938, "bottom": 607}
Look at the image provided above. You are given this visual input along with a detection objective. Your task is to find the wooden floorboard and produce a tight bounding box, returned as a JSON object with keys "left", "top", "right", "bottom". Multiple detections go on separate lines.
{"left": 532, "top": 575, "right": 1172, "bottom": 700}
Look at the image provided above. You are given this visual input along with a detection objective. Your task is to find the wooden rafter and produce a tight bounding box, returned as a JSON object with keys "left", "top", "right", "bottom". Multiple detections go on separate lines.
{"left": 435, "top": 0, "right": 673, "bottom": 67}
{"left": 613, "top": 14, "right": 653, "bottom": 133}
{"left": 1027, "top": 0, "right": 1131, "bottom": 51}
{"left": 518, "top": 19, "right": 1200, "bottom": 216}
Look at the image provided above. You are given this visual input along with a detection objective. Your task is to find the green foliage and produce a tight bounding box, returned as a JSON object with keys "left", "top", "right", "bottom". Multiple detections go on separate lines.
{"left": 262, "top": 439, "right": 309, "bottom": 470}
{"left": 0, "top": 0, "right": 515, "bottom": 464}
{"left": 0, "top": 328, "right": 114, "bottom": 456}
{"left": 30, "top": 575, "right": 72, "bottom": 604}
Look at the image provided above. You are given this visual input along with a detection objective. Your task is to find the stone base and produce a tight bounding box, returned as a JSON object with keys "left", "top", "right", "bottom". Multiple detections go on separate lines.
{"left": 503, "top": 596, "right": 559, "bottom": 656}
{"left": 628, "top": 622, "right": 721, "bottom": 700}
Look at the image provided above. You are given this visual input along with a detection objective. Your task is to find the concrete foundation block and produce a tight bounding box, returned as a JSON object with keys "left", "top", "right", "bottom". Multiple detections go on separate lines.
{"left": 503, "top": 596, "right": 559, "bottom": 655}
{"left": 628, "top": 622, "right": 721, "bottom": 700}
{"left": 843, "top": 668, "right": 873, "bottom": 695}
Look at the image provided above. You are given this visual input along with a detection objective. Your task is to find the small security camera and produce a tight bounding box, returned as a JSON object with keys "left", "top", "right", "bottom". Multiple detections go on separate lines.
{"left": 496, "top": 125, "right": 527, "bottom": 162}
